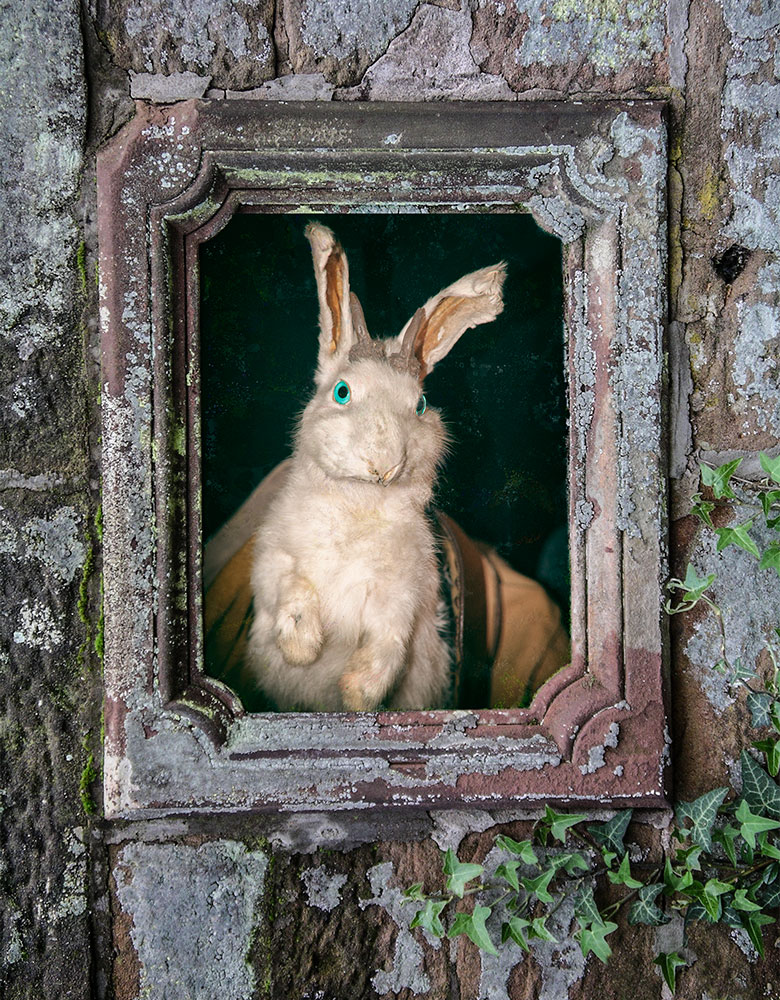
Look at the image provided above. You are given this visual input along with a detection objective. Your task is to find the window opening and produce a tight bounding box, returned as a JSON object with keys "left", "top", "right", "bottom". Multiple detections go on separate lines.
{"left": 201, "top": 213, "right": 569, "bottom": 712}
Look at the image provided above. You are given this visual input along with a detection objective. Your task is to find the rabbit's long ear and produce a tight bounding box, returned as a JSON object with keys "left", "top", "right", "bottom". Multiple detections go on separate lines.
{"left": 305, "top": 222, "right": 355, "bottom": 364}
{"left": 397, "top": 263, "right": 507, "bottom": 378}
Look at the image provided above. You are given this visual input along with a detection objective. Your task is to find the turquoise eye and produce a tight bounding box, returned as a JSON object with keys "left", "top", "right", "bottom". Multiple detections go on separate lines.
{"left": 333, "top": 380, "right": 351, "bottom": 405}
{"left": 415, "top": 394, "right": 427, "bottom": 416}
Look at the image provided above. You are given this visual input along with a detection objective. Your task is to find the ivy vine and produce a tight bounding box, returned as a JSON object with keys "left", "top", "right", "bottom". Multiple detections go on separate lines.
{"left": 404, "top": 453, "right": 780, "bottom": 994}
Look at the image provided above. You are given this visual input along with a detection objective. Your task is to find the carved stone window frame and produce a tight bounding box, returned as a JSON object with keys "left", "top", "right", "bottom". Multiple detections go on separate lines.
{"left": 98, "top": 100, "right": 669, "bottom": 818}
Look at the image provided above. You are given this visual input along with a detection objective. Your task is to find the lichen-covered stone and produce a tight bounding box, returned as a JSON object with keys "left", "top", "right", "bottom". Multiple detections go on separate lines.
{"left": 95, "top": 0, "right": 275, "bottom": 91}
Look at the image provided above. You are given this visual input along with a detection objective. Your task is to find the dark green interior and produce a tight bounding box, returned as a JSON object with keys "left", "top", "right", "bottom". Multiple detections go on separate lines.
{"left": 200, "top": 212, "right": 569, "bottom": 704}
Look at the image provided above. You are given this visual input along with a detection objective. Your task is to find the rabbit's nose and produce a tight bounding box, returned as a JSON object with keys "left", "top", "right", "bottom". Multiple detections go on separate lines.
{"left": 380, "top": 458, "right": 406, "bottom": 485}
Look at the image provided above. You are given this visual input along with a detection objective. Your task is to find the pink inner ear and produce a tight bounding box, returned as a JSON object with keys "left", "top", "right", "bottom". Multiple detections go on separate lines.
{"left": 324, "top": 248, "right": 346, "bottom": 352}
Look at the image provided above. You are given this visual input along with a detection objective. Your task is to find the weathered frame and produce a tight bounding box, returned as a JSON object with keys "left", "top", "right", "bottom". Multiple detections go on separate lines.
{"left": 98, "top": 100, "right": 669, "bottom": 818}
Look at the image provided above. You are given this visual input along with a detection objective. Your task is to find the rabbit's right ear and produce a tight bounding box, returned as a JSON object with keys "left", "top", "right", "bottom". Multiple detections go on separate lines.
{"left": 305, "top": 223, "right": 355, "bottom": 366}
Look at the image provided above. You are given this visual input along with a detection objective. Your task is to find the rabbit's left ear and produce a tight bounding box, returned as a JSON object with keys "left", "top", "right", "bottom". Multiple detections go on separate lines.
{"left": 397, "top": 263, "right": 507, "bottom": 378}
{"left": 305, "top": 222, "right": 355, "bottom": 365}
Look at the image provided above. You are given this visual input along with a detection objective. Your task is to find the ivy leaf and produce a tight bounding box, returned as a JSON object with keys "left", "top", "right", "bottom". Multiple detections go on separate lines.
{"left": 701, "top": 458, "right": 742, "bottom": 499}
{"left": 760, "top": 542, "right": 780, "bottom": 578}
{"left": 757, "top": 833, "right": 780, "bottom": 860}
{"left": 410, "top": 899, "right": 446, "bottom": 937}
{"left": 675, "top": 844, "right": 703, "bottom": 871}
{"left": 732, "top": 888, "right": 762, "bottom": 912}
{"left": 760, "top": 452, "right": 780, "bottom": 485}
{"left": 654, "top": 951, "right": 688, "bottom": 992}
{"left": 521, "top": 867, "right": 555, "bottom": 904}
{"left": 675, "top": 788, "right": 729, "bottom": 850}
{"left": 450, "top": 905, "right": 498, "bottom": 956}
{"left": 759, "top": 490, "right": 780, "bottom": 524}
{"left": 753, "top": 738, "right": 780, "bottom": 777}
{"left": 443, "top": 849, "right": 484, "bottom": 898}
{"left": 702, "top": 878, "right": 733, "bottom": 921}
{"left": 628, "top": 884, "right": 670, "bottom": 926}
{"left": 587, "top": 810, "right": 633, "bottom": 856}
{"left": 715, "top": 519, "right": 760, "bottom": 559}
{"left": 403, "top": 883, "right": 427, "bottom": 903}
{"left": 747, "top": 692, "right": 775, "bottom": 730}
{"left": 739, "top": 910, "right": 775, "bottom": 959}
{"left": 540, "top": 806, "right": 587, "bottom": 844}
{"left": 736, "top": 799, "right": 780, "bottom": 849}
{"left": 664, "top": 857, "right": 694, "bottom": 893}
{"left": 502, "top": 916, "right": 530, "bottom": 952}
{"left": 741, "top": 750, "right": 780, "bottom": 818}
{"left": 712, "top": 824, "right": 740, "bottom": 866}
{"left": 495, "top": 835, "right": 538, "bottom": 865}
{"left": 495, "top": 861, "right": 520, "bottom": 892}
{"left": 573, "top": 884, "right": 603, "bottom": 928}
{"left": 549, "top": 852, "right": 589, "bottom": 875}
{"left": 758, "top": 880, "right": 780, "bottom": 909}
{"left": 607, "top": 853, "right": 644, "bottom": 889}
{"left": 528, "top": 916, "right": 557, "bottom": 942}
{"left": 574, "top": 921, "right": 618, "bottom": 964}
{"left": 691, "top": 492, "right": 715, "bottom": 529}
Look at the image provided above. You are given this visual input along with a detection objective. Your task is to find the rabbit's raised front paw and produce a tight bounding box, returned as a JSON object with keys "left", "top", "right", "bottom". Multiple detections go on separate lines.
{"left": 275, "top": 601, "right": 323, "bottom": 666}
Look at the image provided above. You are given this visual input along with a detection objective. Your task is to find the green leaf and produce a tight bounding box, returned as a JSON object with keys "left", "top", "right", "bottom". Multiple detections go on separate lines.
{"left": 760, "top": 542, "right": 780, "bottom": 578}
{"left": 759, "top": 490, "right": 780, "bottom": 523}
{"left": 502, "top": 917, "right": 530, "bottom": 952}
{"left": 495, "top": 861, "right": 520, "bottom": 892}
{"left": 574, "top": 921, "right": 618, "bottom": 964}
{"left": 521, "top": 867, "right": 555, "bottom": 904}
{"left": 573, "top": 884, "right": 603, "bottom": 928}
{"left": 715, "top": 519, "right": 760, "bottom": 558}
{"left": 607, "top": 853, "right": 644, "bottom": 889}
{"left": 450, "top": 905, "right": 498, "bottom": 956}
{"left": 736, "top": 799, "right": 780, "bottom": 849}
{"left": 549, "top": 852, "right": 589, "bottom": 875}
{"left": 754, "top": 738, "right": 780, "bottom": 777}
{"left": 528, "top": 916, "right": 557, "bottom": 943}
{"left": 741, "top": 750, "right": 780, "bottom": 818}
{"left": 675, "top": 844, "right": 703, "bottom": 871}
{"left": 654, "top": 951, "right": 688, "bottom": 992}
{"left": 691, "top": 492, "right": 715, "bottom": 529}
{"left": 732, "top": 888, "right": 762, "bottom": 912}
{"left": 587, "top": 810, "right": 633, "bottom": 856}
{"left": 541, "top": 805, "right": 588, "bottom": 843}
{"left": 747, "top": 692, "right": 775, "bottom": 730}
{"left": 403, "top": 883, "right": 427, "bottom": 903}
{"left": 757, "top": 833, "right": 780, "bottom": 860}
{"left": 739, "top": 910, "right": 775, "bottom": 958}
{"left": 410, "top": 899, "right": 447, "bottom": 937}
{"left": 760, "top": 452, "right": 780, "bottom": 485}
{"left": 494, "top": 835, "right": 538, "bottom": 865}
{"left": 664, "top": 857, "right": 694, "bottom": 893}
{"left": 701, "top": 458, "right": 742, "bottom": 499}
{"left": 628, "top": 884, "right": 670, "bottom": 927}
{"left": 675, "top": 788, "right": 729, "bottom": 850}
{"left": 443, "top": 849, "right": 484, "bottom": 898}
{"left": 712, "top": 824, "right": 740, "bottom": 866}
{"left": 758, "top": 880, "right": 780, "bottom": 909}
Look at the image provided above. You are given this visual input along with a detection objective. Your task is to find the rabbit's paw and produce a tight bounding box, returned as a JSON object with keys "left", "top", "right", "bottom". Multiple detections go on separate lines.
{"left": 339, "top": 648, "right": 391, "bottom": 711}
{"left": 275, "top": 600, "right": 323, "bottom": 666}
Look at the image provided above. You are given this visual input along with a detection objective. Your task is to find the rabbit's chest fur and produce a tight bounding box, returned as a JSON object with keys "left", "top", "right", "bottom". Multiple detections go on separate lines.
{"left": 246, "top": 465, "right": 447, "bottom": 711}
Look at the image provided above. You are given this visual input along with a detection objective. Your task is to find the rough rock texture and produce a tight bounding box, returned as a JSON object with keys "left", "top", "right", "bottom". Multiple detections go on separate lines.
{"left": 2, "top": 0, "right": 780, "bottom": 997}
{"left": 0, "top": 2, "right": 102, "bottom": 998}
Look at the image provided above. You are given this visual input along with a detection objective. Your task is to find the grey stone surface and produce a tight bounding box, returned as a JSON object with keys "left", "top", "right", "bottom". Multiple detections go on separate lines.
{"left": 2, "top": 0, "right": 780, "bottom": 996}
{"left": 113, "top": 840, "right": 268, "bottom": 1000}
{"left": 129, "top": 70, "right": 212, "bottom": 101}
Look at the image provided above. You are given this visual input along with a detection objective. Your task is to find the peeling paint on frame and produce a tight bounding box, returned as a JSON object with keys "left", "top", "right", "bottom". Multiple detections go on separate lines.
{"left": 98, "top": 100, "right": 669, "bottom": 820}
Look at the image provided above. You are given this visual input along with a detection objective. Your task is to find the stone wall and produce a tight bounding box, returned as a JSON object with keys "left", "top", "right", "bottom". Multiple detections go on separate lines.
{"left": 1, "top": 1, "right": 779, "bottom": 997}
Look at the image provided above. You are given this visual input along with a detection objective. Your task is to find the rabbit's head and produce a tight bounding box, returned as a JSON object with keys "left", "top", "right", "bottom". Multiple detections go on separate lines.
{"left": 296, "top": 223, "right": 506, "bottom": 500}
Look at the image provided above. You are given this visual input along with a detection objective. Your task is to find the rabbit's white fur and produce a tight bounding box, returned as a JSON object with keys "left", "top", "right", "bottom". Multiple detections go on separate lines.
{"left": 246, "top": 223, "right": 506, "bottom": 711}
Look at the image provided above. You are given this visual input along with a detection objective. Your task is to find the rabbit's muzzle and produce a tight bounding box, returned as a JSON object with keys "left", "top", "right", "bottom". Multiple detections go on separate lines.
{"left": 368, "top": 456, "right": 406, "bottom": 486}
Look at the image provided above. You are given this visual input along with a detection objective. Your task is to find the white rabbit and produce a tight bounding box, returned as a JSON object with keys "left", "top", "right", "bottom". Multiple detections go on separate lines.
{"left": 245, "top": 222, "right": 506, "bottom": 711}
